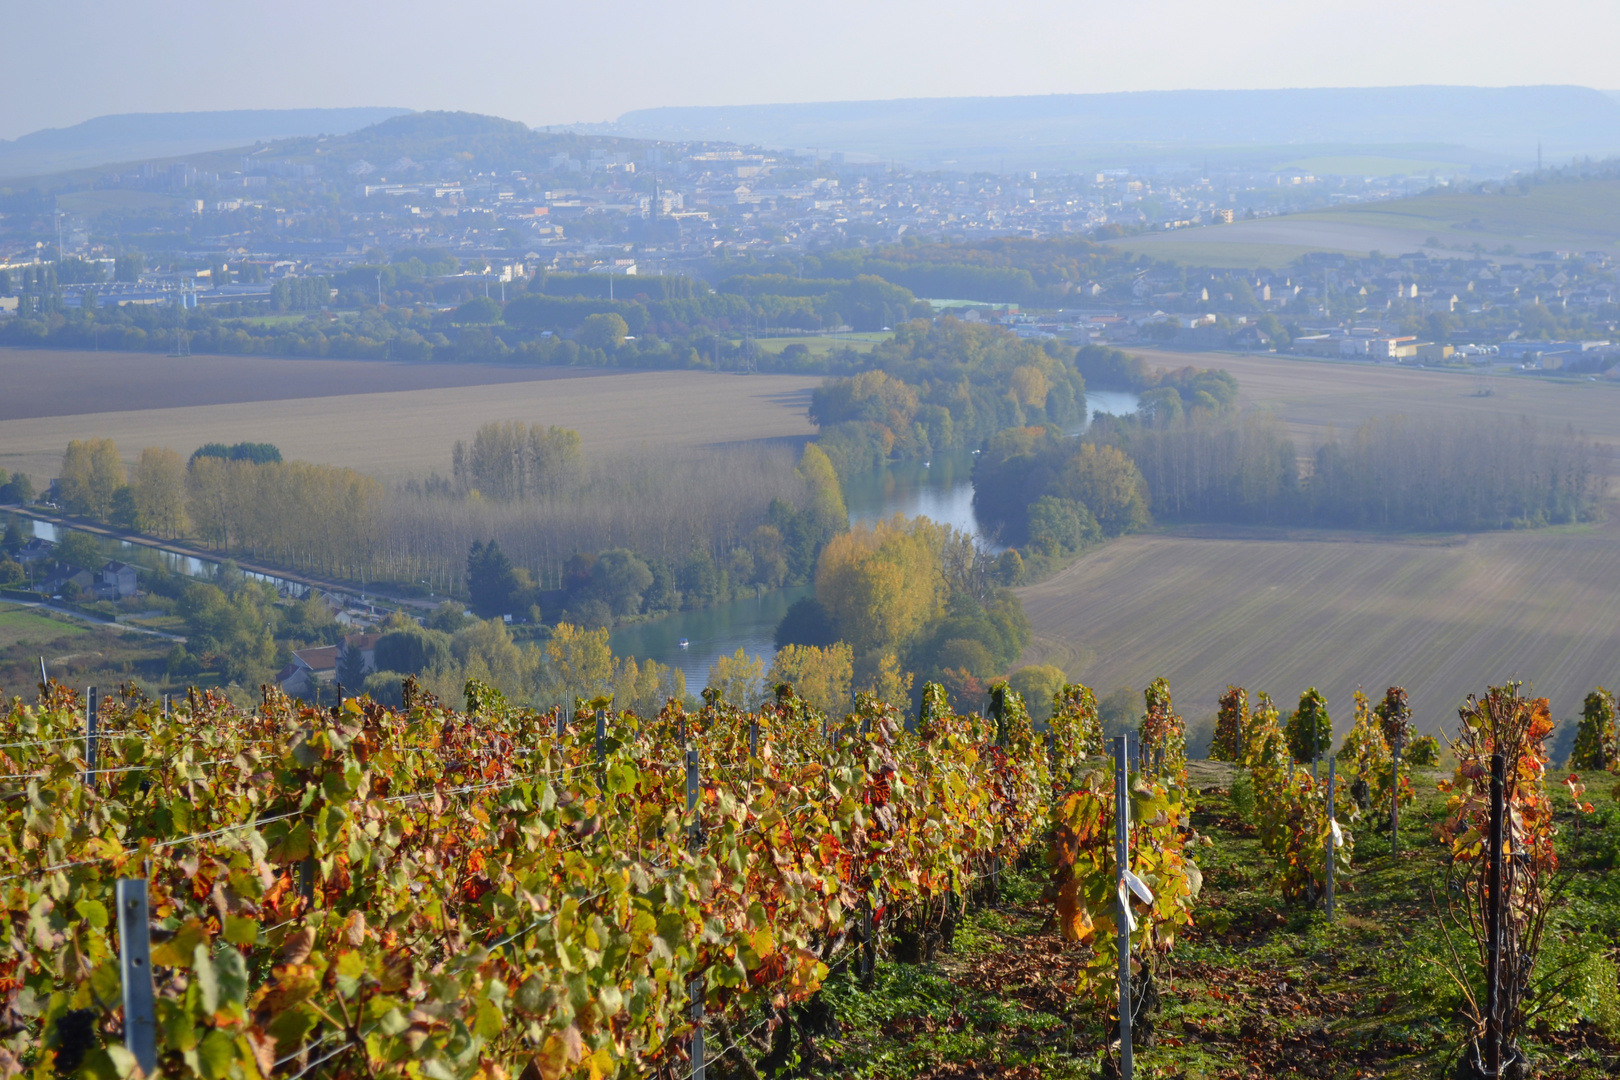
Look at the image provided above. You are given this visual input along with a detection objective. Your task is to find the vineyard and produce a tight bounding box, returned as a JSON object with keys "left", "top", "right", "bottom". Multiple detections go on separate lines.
{"left": 2, "top": 675, "right": 1618, "bottom": 1079}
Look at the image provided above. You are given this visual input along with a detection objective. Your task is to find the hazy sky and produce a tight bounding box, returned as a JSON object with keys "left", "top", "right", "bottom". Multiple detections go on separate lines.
{"left": 5, "top": 0, "right": 1618, "bottom": 140}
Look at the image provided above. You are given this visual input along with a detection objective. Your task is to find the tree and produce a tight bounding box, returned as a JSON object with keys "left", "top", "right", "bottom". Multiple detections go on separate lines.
{"left": 109, "top": 486, "right": 140, "bottom": 529}
{"left": 466, "top": 539, "right": 522, "bottom": 617}
{"left": 774, "top": 597, "right": 837, "bottom": 648}
{"left": 1056, "top": 443, "right": 1150, "bottom": 537}
{"left": 578, "top": 312, "right": 628, "bottom": 350}
{"left": 1007, "top": 664, "right": 1066, "bottom": 723}
{"left": 455, "top": 296, "right": 503, "bottom": 323}
{"left": 0, "top": 471, "right": 34, "bottom": 505}
{"left": 1025, "top": 495, "right": 1100, "bottom": 556}
{"left": 544, "top": 622, "right": 615, "bottom": 706}
{"left": 862, "top": 650, "right": 914, "bottom": 705}
{"left": 178, "top": 580, "right": 276, "bottom": 684}
{"left": 796, "top": 444, "right": 848, "bottom": 538}
{"left": 373, "top": 627, "right": 453, "bottom": 675}
{"left": 1097, "top": 686, "right": 1140, "bottom": 739}
{"left": 133, "top": 447, "right": 187, "bottom": 537}
{"left": 425, "top": 601, "right": 469, "bottom": 634}
{"left": 587, "top": 549, "right": 653, "bottom": 617}
{"left": 451, "top": 423, "right": 582, "bottom": 501}
{"left": 815, "top": 515, "right": 947, "bottom": 661}
{"left": 59, "top": 438, "right": 126, "bottom": 520}
{"left": 768, "top": 642, "right": 853, "bottom": 713}
{"left": 451, "top": 617, "right": 540, "bottom": 699}
{"left": 336, "top": 636, "right": 370, "bottom": 689}
{"left": 55, "top": 531, "right": 103, "bottom": 570}
{"left": 1285, "top": 688, "right": 1333, "bottom": 765}
{"left": 708, "top": 647, "right": 767, "bottom": 708}
{"left": 612, "top": 656, "right": 685, "bottom": 717}
{"left": 361, "top": 671, "right": 407, "bottom": 708}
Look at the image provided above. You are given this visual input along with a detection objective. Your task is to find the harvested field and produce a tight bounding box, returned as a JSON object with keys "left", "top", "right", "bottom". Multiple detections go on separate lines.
{"left": 0, "top": 348, "right": 642, "bottom": 421}
{"left": 1131, "top": 346, "right": 1620, "bottom": 456}
{"left": 1015, "top": 517, "right": 1620, "bottom": 735}
{"left": 0, "top": 355, "right": 820, "bottom": 482}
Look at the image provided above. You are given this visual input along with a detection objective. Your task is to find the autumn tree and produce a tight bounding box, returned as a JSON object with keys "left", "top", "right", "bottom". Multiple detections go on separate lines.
{"left": 543, "top": 622, "right": 615, "bottom": 707}
{"left": 452, "top": 422, "right": 583, "bottom": 501}
{"left": 708, "top": 648, "right": 767, "bottom": 709}
{"left": 59, "top": 438, "right": 125, "bottom": 520}
{"left": 133, "top": 446, "right": 187, "bottom": 537}
{"left": 612, "top": 656, "right": 686, "bottom": 717}
{"left": 452, "top": 617, "right": 542, "bottom": 699}
{"left": 796, "top": 443, "right": 847, "bottom": 537}
{"left": 1007, "top": 664, "right": 1066, "bottom": 723}
{"left": 815, "top": 514, "right": 948, "bottom": 665}
{"left": 768, "top": 642, "right": 854, "bottom": 713}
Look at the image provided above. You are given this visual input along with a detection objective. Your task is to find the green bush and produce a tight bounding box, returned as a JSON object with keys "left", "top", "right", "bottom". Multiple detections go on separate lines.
{"left": 1406, "top": 734, "right": 1441, "bottom": 767}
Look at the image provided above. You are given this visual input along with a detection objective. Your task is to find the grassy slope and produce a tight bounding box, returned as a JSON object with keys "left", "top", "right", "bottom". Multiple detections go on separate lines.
{"left": 1112, "top": 179, "right": 1620, "bottom": 268}
{"left": 0, "top": 606, "right": 87, "bottom": 650}
{"left": 809, "top": 768, "right": 1619, "bottom": 1079}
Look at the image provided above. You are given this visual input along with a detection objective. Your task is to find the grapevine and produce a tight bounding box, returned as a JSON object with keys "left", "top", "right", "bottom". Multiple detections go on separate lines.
{"left": 2, "top": 673, "right": 1104, "bottom": 1080}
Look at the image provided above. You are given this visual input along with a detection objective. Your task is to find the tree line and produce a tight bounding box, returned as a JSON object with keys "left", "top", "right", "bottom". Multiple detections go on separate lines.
{"left": 390, "top": 441, "right": 847, "bottom": 620}
{"left": 974, "top": 408, "right": 1604, "bottom": 549}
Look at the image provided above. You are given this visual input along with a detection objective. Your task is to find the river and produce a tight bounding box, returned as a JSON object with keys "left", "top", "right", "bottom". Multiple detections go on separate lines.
{"left": 609, "top": 389, "right": 1139, "bottom": 687}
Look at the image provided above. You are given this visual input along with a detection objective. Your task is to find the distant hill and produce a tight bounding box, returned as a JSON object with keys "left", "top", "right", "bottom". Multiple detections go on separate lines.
{"left": 0, "top": 107, "right": 412, "bottom": 180}
{"left": 603, "top": 86, "right": 1620, "bottom": 174}
{"left": 233, "top": 110, "right": 643, "bottom": 180}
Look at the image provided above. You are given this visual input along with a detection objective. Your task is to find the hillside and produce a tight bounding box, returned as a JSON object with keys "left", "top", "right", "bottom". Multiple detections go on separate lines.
{"left": 1114, "top": 176, "right": 1620, "bottom": 267}
{"left": 0, "top": 107, "right": 409, "bottom": 180}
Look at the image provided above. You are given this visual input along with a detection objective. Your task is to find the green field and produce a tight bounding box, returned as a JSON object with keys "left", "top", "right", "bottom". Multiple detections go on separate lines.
{"left": 0, "top": 606, "right": 87, "bottom": 650}
{"left": 1114, "top": 177, "right": 1620, "bottom": 268}
{"left": 754, "top": 332, "right": 889, "bottom": 356}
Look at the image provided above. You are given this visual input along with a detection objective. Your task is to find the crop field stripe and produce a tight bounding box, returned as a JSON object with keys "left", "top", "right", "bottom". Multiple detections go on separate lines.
{"left": 1017, "top": 522, "right": 1620, "bottom": 732}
